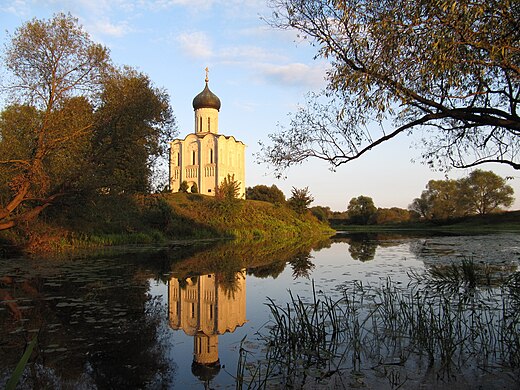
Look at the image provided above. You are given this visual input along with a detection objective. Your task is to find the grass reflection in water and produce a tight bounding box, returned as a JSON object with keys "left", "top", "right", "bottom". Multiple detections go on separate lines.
{"left": 237, "top": 260, "right": 520, "bottom": 389}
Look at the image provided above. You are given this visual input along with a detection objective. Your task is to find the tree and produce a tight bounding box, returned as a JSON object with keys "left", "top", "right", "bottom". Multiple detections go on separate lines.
{"left": 347, "top": 196, "right": 377, "bottom": 225}
{"left": 374, "top": 207, "right": 411, "bottom": 224}
{"left": 261, "top": 0, "right": 520, "bottom": 176}
{"left": 246, "top": 184, "right": 286, "bottom": 203}
{"left": 215, "top": 174, "right": 241, "bottom": 201}
{"left": 460, "top": 169, "right": 514, "bottom": 214}
{"left": 190, "top": 182, "right": 198, "bottom": 194}
{"left": 310, "top": 205, "right": 331, "bottom": 222}
{"left": 408, "top": 192, "right": 432, "bottom": 220}
{"left": 0, "top": 13, "right": 110, "bottom": 230}
{"left": 179, "top": 181, "right": 189, "bottom": 193}
{"left": 409, "top": 170, "right": 514, "bottom": 219}
{"left": 423, "top": 179, "right": 464, "bottom": 219}
{"left": 287, "top": 186, "right": 314, "bottom": 214}
{"left": 92, "top": 67, "right": 176, "bottom": 194}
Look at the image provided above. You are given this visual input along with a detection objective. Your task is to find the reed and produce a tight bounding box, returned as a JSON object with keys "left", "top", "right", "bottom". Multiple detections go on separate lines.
{"left": 239, "top": 266, "right": 520, "bottom": 388}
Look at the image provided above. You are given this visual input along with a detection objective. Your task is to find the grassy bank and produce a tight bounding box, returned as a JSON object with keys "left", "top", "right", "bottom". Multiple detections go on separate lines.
{"left": 331, "top": 210, "right": 520, "bottom": 233}
{"left": 1, "top": 192, "right": 334, "bottom": 253}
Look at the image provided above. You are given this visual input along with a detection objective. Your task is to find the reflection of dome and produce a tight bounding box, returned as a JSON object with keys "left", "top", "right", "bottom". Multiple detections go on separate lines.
{"left": 193, "top": 82, "right": 221, "bottom": 111}
{"left": 191, "top": 360, "right": 221, "bottom": 382}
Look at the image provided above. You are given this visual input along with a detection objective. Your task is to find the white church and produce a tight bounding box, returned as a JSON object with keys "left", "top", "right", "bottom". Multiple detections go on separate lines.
{"left": 169, "top": 70, "right": 246, "bottom": 198}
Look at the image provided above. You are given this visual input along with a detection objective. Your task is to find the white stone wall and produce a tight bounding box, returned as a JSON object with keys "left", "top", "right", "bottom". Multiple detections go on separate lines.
{"left": 169, "top": 97, "right": 245, "bottom": 197}
{"left": 194, "top": 107, "right": 219, "bottom": 134}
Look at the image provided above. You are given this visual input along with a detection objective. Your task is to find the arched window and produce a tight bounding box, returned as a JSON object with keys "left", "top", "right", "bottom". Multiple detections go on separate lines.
{"left": 199, "top": 117, "right": 202, "bottom": 132}
{"left": 208, "top": 117, "right": 211, "bottom": 132}
{"left": 210, "top": 149, "right": 213, "bottom": 164}
{"left": 192, "top": 150, "right": 196, "bottom": 165}
{"left": 177, "top": 152, "right": 180, "bottom": 166}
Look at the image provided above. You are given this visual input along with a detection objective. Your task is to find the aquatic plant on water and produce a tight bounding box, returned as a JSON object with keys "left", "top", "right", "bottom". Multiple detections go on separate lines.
{"left": 235, "top": 261, "right": 520, "bottom": 389}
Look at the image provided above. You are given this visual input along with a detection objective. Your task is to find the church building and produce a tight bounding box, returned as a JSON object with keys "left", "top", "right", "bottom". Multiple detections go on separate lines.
{"left": 169, "top": 70, "right": 246, "bottom": 197}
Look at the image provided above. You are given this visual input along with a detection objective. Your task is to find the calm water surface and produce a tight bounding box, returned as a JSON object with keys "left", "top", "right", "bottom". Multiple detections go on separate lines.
{"left": 1, "top": 232, "right": 519, "bottom": 389}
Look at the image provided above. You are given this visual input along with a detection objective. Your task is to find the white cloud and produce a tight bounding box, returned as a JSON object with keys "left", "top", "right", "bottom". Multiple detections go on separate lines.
{"left": 176, "top": 31, "right": 213, "bottom": 58}
{"left": 144, "top": 0, "right": 215, "bottom": 10}
{"left": 219, "top": 45, "right": 286, "bottom": 63}
{"left": 0, "top": 0, "right": 30, "bottom": 16}
{"left": 88, "top": 18, "right": 132, "bottom": 38}
{"left": 255, "top": 62, "right": 329, "bottom": 89}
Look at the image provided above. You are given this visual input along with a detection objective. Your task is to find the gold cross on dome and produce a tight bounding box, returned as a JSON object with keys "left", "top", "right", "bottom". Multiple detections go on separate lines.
{"left": 205, "top": 67, "right": 209, "bottom": 83}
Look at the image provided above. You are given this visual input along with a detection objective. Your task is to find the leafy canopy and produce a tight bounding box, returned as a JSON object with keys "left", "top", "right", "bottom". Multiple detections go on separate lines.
{"left": 261, "top": 0, "right": 520, "bottom": 175}
{"left": 409, "top": 169, "right": 514, "bottom": 218}
{"left": 0, "top": 13, "right": 176, "bottom": 231}
{"left": 246, "top": 184, "right": 286, "bottom": 203}
{"left": 92, "top": 67, "right": 176, "bottom": 194}
{"left": 347, "top": 195, "right": 377, "bottom": 225}
{"left": 288, "top": 186, "right": 314, "bottom": 214}
{"left": 0, "top": 13, "right": 110, "bottom": 230}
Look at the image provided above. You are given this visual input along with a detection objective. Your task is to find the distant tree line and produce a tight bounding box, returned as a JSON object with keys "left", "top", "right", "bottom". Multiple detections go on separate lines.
{"left": 334, "top": 170, "right": 515, "bottom": 225}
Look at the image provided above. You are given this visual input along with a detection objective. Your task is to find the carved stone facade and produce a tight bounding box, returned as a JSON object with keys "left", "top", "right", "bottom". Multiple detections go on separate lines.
{"left": 169, "top": 74, "right": 246, "bottom": 197}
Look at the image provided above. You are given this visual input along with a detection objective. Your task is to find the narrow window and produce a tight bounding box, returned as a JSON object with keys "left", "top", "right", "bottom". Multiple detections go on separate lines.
{"left": 177, "top": 152, "right": 180, "bottom": 166}
{"left": 192, "top": 150, "right": 196, "bottom": 165}
{"left": 199, "top": 117, "right": 202, "bottom": 132}
{"left": 191, "top": 302, "right": 195, "bottom": 318}
{"left": 210, "top": 149, "right": 213, "bottom": 164}
{"left": 208, "top": 117, "right": 210, "bottom": 132}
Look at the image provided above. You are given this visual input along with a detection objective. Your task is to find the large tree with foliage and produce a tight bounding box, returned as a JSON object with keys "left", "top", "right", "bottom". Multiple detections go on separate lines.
{"left": 459, "top": 170, "right": 514, "bottom": 215}
{"left": 415, "top": 179, "right": 462, "bottom": 219}
{"left": 92, "top": 67, "right": 176, "bottom": 194}
{"left": 261, "top": 0, "right": 520, "bottom": 175}
{"left": 246, "top": 184, "right": 286, "bottom": 203}
{"left": 347, "top": 195, "right": 377, "bottom": 224}
{"left": 287, "top": 186, "right": 314, "bottom": 214}
{"left": 0, "top": 13, "right": 109, "bottom": 230}
{"left": 409, "top": 170, "right": 514, "bottom": 219}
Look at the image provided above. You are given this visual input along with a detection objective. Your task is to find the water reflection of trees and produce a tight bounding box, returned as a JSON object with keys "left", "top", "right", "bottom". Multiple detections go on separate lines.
{"left": 333, "top": 233, "right": 403, "bottom": 262}
{"left": 166, "top": 236, "right": 330, "bottom": 281}
{"left": 0, "top": 236, "right": 330, "bottom": 388}
{"left": 289, "top": 252, "right": 315, "bottom": 279}
{"left": 347, "top": 235, "right": 378, "bottom": 261}
{"left": 0, "top": 254, "right": 174, "bottom": 388}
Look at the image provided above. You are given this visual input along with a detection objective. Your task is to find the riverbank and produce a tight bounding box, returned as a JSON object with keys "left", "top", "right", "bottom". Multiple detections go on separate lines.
{"left": 331, "top": 210, "right": 520, "bottom": 233}
{"left": 0, "top": 193, "right": 334, "bottom": 254}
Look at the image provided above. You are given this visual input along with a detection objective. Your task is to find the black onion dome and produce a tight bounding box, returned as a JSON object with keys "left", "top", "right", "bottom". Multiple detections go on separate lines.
{"left": 191, "top": 360, "right": 221, "bottom": 382}
{"left": 192, "top": 82, "right": 221, "bottom": 111}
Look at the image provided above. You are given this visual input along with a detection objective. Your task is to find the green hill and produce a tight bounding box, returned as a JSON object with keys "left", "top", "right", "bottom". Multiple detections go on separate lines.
{"left": 1, "top": 193, "right": 334, "bottom": 253}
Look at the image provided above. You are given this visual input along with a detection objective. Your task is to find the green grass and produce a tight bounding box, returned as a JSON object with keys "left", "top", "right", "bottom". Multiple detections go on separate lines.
{"left": 331, "top": 210, "right": 520, "bottom": 233}
{"left": 2, "top": 192, "right": 334, "bottom": 253}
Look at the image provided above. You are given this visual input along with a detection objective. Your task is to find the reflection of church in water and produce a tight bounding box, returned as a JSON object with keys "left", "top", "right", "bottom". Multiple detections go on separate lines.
{"left": 168, "top": 271, "right": 247, "bottom": 383}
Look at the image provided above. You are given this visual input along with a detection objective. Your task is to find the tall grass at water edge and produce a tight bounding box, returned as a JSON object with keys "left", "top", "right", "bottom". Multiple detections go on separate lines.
{"left": 234, "top": 260, "right": 520, "bottom": 389}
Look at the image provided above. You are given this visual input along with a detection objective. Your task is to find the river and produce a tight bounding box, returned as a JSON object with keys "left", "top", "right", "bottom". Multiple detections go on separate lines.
{"left": 1, "top": 232, "right": 519, "bottom": 389}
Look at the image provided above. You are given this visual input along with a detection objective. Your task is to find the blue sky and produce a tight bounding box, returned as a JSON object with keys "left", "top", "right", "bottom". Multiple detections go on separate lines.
{"left": 1, "top": 0, "right": 519, "bottom": 211}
